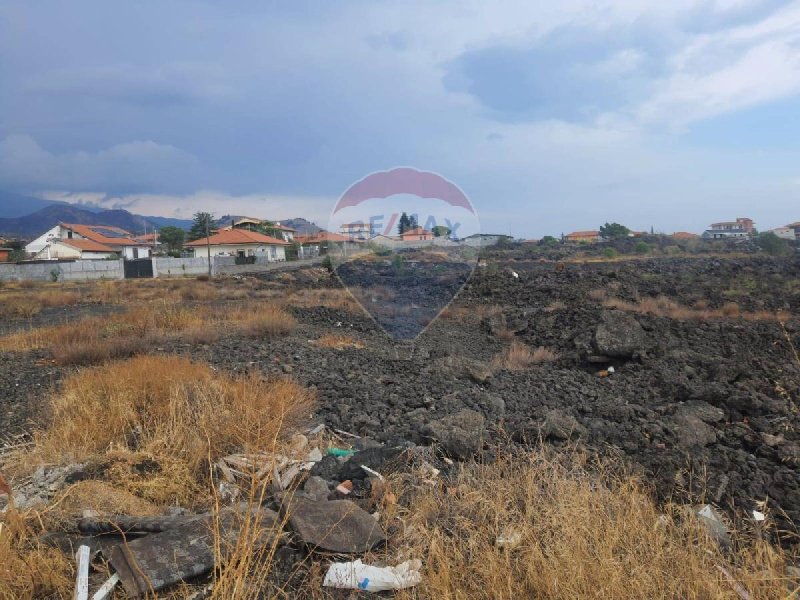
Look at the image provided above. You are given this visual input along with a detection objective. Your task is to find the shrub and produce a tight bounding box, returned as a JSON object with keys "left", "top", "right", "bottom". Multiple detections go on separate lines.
{"left": 757, "top": 232, "right": 790, "bottom": 256}
{"left": 634, "top": 240, "right": 650, "bottom": 254}
{"left": 602, "top": 247, "right": 618, "bottom": 259}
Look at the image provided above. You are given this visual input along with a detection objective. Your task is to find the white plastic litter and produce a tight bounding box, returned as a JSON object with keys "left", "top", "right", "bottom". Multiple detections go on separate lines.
{"left": 323, "top": 559, "right": 422, "bottom": 592}
{"left": 752, "top": 510, "right": 766, "bottom": 521}
{"left": 607, "top": 366, "right": 615, "bottom": 373}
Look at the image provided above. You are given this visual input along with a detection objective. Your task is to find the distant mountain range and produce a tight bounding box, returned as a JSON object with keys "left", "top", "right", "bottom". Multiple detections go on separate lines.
{"left": 0, "top": 191, "right": 323, "bottom": 238}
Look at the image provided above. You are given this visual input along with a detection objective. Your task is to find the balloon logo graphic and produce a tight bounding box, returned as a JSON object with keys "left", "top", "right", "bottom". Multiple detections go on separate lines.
{"left": 327, "top": 167, "right": 481, "bottom": 340}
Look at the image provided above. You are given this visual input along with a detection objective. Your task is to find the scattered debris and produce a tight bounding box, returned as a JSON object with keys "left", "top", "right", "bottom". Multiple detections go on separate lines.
{"left": 752, "top": 510, "right": 766, "bottom": 522}
{"left": 695, "top": 504, "right": 732, "bottom": 549}
{"left": 323, "top": 559, "right": 422, "bottom": 592}
{"left": 108, "top": 507, "right": 280, "bottom": 597}
{"left": 336, "top": 480, "right": 353, "bottom": 495}
{"left": 327, "top": 447, "right": 355, "bottom": 458}
{"left": 74, "top": 544, "right": 90, "bottom": 600}
{"left": 91, "top": 574, "right": 120, "bottom": 600}
{"left": 286, "top": 498, "right": 386, "bottom": 553}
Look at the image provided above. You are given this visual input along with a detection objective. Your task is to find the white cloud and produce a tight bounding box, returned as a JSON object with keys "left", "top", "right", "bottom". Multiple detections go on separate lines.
{"left": 0, "top": 134, "right": 201, "bottom": 192}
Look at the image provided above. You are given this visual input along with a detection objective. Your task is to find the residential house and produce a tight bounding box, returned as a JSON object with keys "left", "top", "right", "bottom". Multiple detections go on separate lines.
{"left": 223, "top": 217, "right": 296, "bottom": 242}
{"left": 702, "top": 218, "right": 754, "bottom": 239}
{"left": 0, "top": 248, "right": 11, "bottom": 262}
{"left": 295, "top": 231, "right": 352, "bottom": 256}
{"left": 32, "top": 238, "right": 118, "bottom": 260}
{"left": 769, "top": 227, "right": 796, "bottom": 240}
{"left": 339, "top": 222, "right": 371, "bottom": 240}
{"left": 671, "top": 232, "right": 699, "bottom": 240}
{"left": 25, "top": 223, "right": 151, "bottom": 259}
{"left": 461, "top": 233, "right": 513, "bottom": 246}
{"left": 785, "top": 221, "right": 800, "bottom": 238}
{"left": 186, "top": 229, "right": 288, "bottom": 261}
{"left": 399, "top": 227, "right": 434, "bottom": 241}
{"left": 564, "top": 230, "right": 601, "bottom": 243}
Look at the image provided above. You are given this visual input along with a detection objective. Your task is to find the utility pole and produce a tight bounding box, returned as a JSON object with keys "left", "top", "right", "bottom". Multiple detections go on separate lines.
{"left": 206, "top": 216, "right": 212, "bottom": 277}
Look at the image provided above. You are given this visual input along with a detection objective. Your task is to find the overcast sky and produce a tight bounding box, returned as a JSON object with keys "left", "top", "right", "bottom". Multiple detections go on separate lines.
{"left": 1, "top": 1, "right": 800, "bottom": 237}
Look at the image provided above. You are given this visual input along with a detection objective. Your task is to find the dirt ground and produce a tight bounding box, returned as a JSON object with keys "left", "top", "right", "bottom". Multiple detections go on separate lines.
{"left": 2, "top": 252, "right": 799, "bottom": 533}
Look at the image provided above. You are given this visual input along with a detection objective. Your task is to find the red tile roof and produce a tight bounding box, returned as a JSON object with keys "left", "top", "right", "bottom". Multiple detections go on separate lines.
{"left": 399, "top": 227, "right": 432, "bottom": 237}
{"left": 57, "top": 238, "right": 116, "bottom": 252}
{"left": 565, "top": 230, "right": 600, "bottom": 238}
{"left": 296, "top": 231, "right": 351, "bottom": 243}
{"left": 61, "top": 223, "right": 146, "bottom": 247}
{"left": 671, "top": 231, "right": 699, "bottom": 239}
{"left": 185, "top": 229, "right": 288, "bottom": 246}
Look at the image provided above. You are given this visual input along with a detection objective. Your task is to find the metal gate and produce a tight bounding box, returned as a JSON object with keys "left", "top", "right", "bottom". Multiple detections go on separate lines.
{"left": 124, "top": 258, "right": 154, "bottom": 279}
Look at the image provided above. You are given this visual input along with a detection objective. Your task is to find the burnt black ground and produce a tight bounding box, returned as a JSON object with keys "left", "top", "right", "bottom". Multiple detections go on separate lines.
{"left": 2, "top": 253, "right": 799, "bottom": 536}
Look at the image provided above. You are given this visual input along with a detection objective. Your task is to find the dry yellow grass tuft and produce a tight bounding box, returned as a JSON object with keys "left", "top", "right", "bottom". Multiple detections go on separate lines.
{"left": 0, "top": 508, "right": 74, "bottom": 600}
{"left": 313, "top": 333, "right": 365, "bottom": 350}
{"left": 392, "top": 450, "right": 792, "bottom": 600}
{"left": 491, "top": 341, "right": 558, "bottom": 371}
{"left": 228, "top": 305, "right": 297, "bottom": 338}
{"left": 285, "top": 288, "right": 360, "bottom": 312}
{"left": 35, "top": 356, "right": 314, "bottom": 479}
{"left": 592, "top": 290, "right": 790, "bottom": 322}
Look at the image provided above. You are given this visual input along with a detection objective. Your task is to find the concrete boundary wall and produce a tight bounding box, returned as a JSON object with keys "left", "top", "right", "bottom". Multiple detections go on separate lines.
{"left": 0, "top": 260, "right": 124, "bottom": 282}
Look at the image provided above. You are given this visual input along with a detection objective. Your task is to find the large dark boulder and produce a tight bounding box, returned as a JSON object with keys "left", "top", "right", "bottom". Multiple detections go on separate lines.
{"left": 423, "top": 409, "right": 486, "bottom": 459}
{"left": 593, "top": 310, "right": 646, "bottom": 358}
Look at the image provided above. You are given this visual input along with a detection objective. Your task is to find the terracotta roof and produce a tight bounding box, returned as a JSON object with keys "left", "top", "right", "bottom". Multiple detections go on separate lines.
{"left": 565, "top": 230, "right": 600, "bottom": 237}
{"left": 56, "top": 238, "right": 116, "bottom": 252}
{"left": 296, "top": 231, "right": 350, "bottom": 243}
{"left": 671, "top": 231, "right": 699, "bottom": 239}
{"left": 399, "top": 227, "right": 432, "bottom": 237}
{"left": 61, "top": 223, "right": 146, "bottom": 247}
{"left": 135, "top": 233, "right": 159, "bottom": 243}
{"left": 185, "top": 229, "right": 288, "bottom": 247}
{"left": 786, "top": 221, "right": 800, "bottom": 228}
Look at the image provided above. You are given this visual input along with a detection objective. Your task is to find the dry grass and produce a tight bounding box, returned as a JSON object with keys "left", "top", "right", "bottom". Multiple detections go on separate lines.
{"left": 390, "top": 450, "right": 793, "bottom": 600}
{"left": 0, "top": 509, "right": 74, "bottom": 600}
{"left": 312, "top": 333, "right": 365, "bottom": 350}
{"left": 1, "top": 355, "right": 313, "bottom": 598}
{"left": 0, "top": 300, "right": 297, "bottom": 363}
{"left": 34, "top": 356, "right": 313, "bottom": 476}
{"left": 285, "top": 288, "right": 360, "bottom": 312}
{"left": 491, "top": 341, "right": 558, "bottom": 371}
{"left": 228, "top": 305, "right": 297, "bottom": 338}
{"left": 591, "top": 290, "right": 791, "bottom": 322}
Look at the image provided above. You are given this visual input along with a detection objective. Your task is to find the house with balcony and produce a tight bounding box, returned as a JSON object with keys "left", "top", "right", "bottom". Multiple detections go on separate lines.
{"left": 702, "top": 217, "right": 754, "bottom": 239}
{"left": 339, "top": 222, "right": 372, "bottom": 240}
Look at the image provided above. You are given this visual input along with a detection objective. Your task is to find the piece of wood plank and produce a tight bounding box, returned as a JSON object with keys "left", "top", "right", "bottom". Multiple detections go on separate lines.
{"left": 73, "top": 545, "right": 90, "bottom": 600}
{"left": 90, "top": 573, "right": 120, "bottom": 600}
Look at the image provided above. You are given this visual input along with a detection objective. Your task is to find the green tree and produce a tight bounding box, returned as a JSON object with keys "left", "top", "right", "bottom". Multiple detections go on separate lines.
{"left": 539, "top": 236, "right": 559, "bottom": 246}
{"left": 397, "top": 212, "right": 411, "bottom": 235}
{"left": 757, "top": 232, "right": 790, "bottom": 256}
{"left": 600, "top": 222, "right": 630, "bottom": 240}
{"left": 431, "top": 225, "right": 451, "bottom": 238}
{"left": 158, "top": 226, "right": 186, "bottom": 253}
{"left": 634, "top": 240, "right": 650, "bottom": 254}
{"left": 188, "top": 212, "right": 216, "bottom": 241}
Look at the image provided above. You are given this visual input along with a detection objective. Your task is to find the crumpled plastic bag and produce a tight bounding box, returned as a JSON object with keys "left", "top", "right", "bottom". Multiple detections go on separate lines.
{"left": 322, "top": 558, "right": 422, "bottom": 592}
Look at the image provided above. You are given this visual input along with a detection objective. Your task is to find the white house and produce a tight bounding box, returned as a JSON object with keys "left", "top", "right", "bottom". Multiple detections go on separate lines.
{"left": 222, "top": 217, "right": 296, "bottom": 242}
{"left": 186, "top": 229, "right": 288, "bottom": 260}
{"left": 339, "top": 222, "right": 371, "bottom": 240}
{"left": 769, "top": 227, "right": 797, "bottom": 241}
{"left": 25, "top": 223, "right": 151, "bottom": 259}
{"left": 31, "top": 238, "right": 118, "bottom": 260}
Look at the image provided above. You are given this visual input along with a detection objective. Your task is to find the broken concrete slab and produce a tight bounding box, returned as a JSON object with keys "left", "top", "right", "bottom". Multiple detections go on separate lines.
{"left": 78, "top": 513, "right": 208, "bottom": 535}
{"left": 285, "top": 498, "right": 386, "bottom": 553}
{"left": 107, "top": 507, "right": 280, "bottom": 597}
